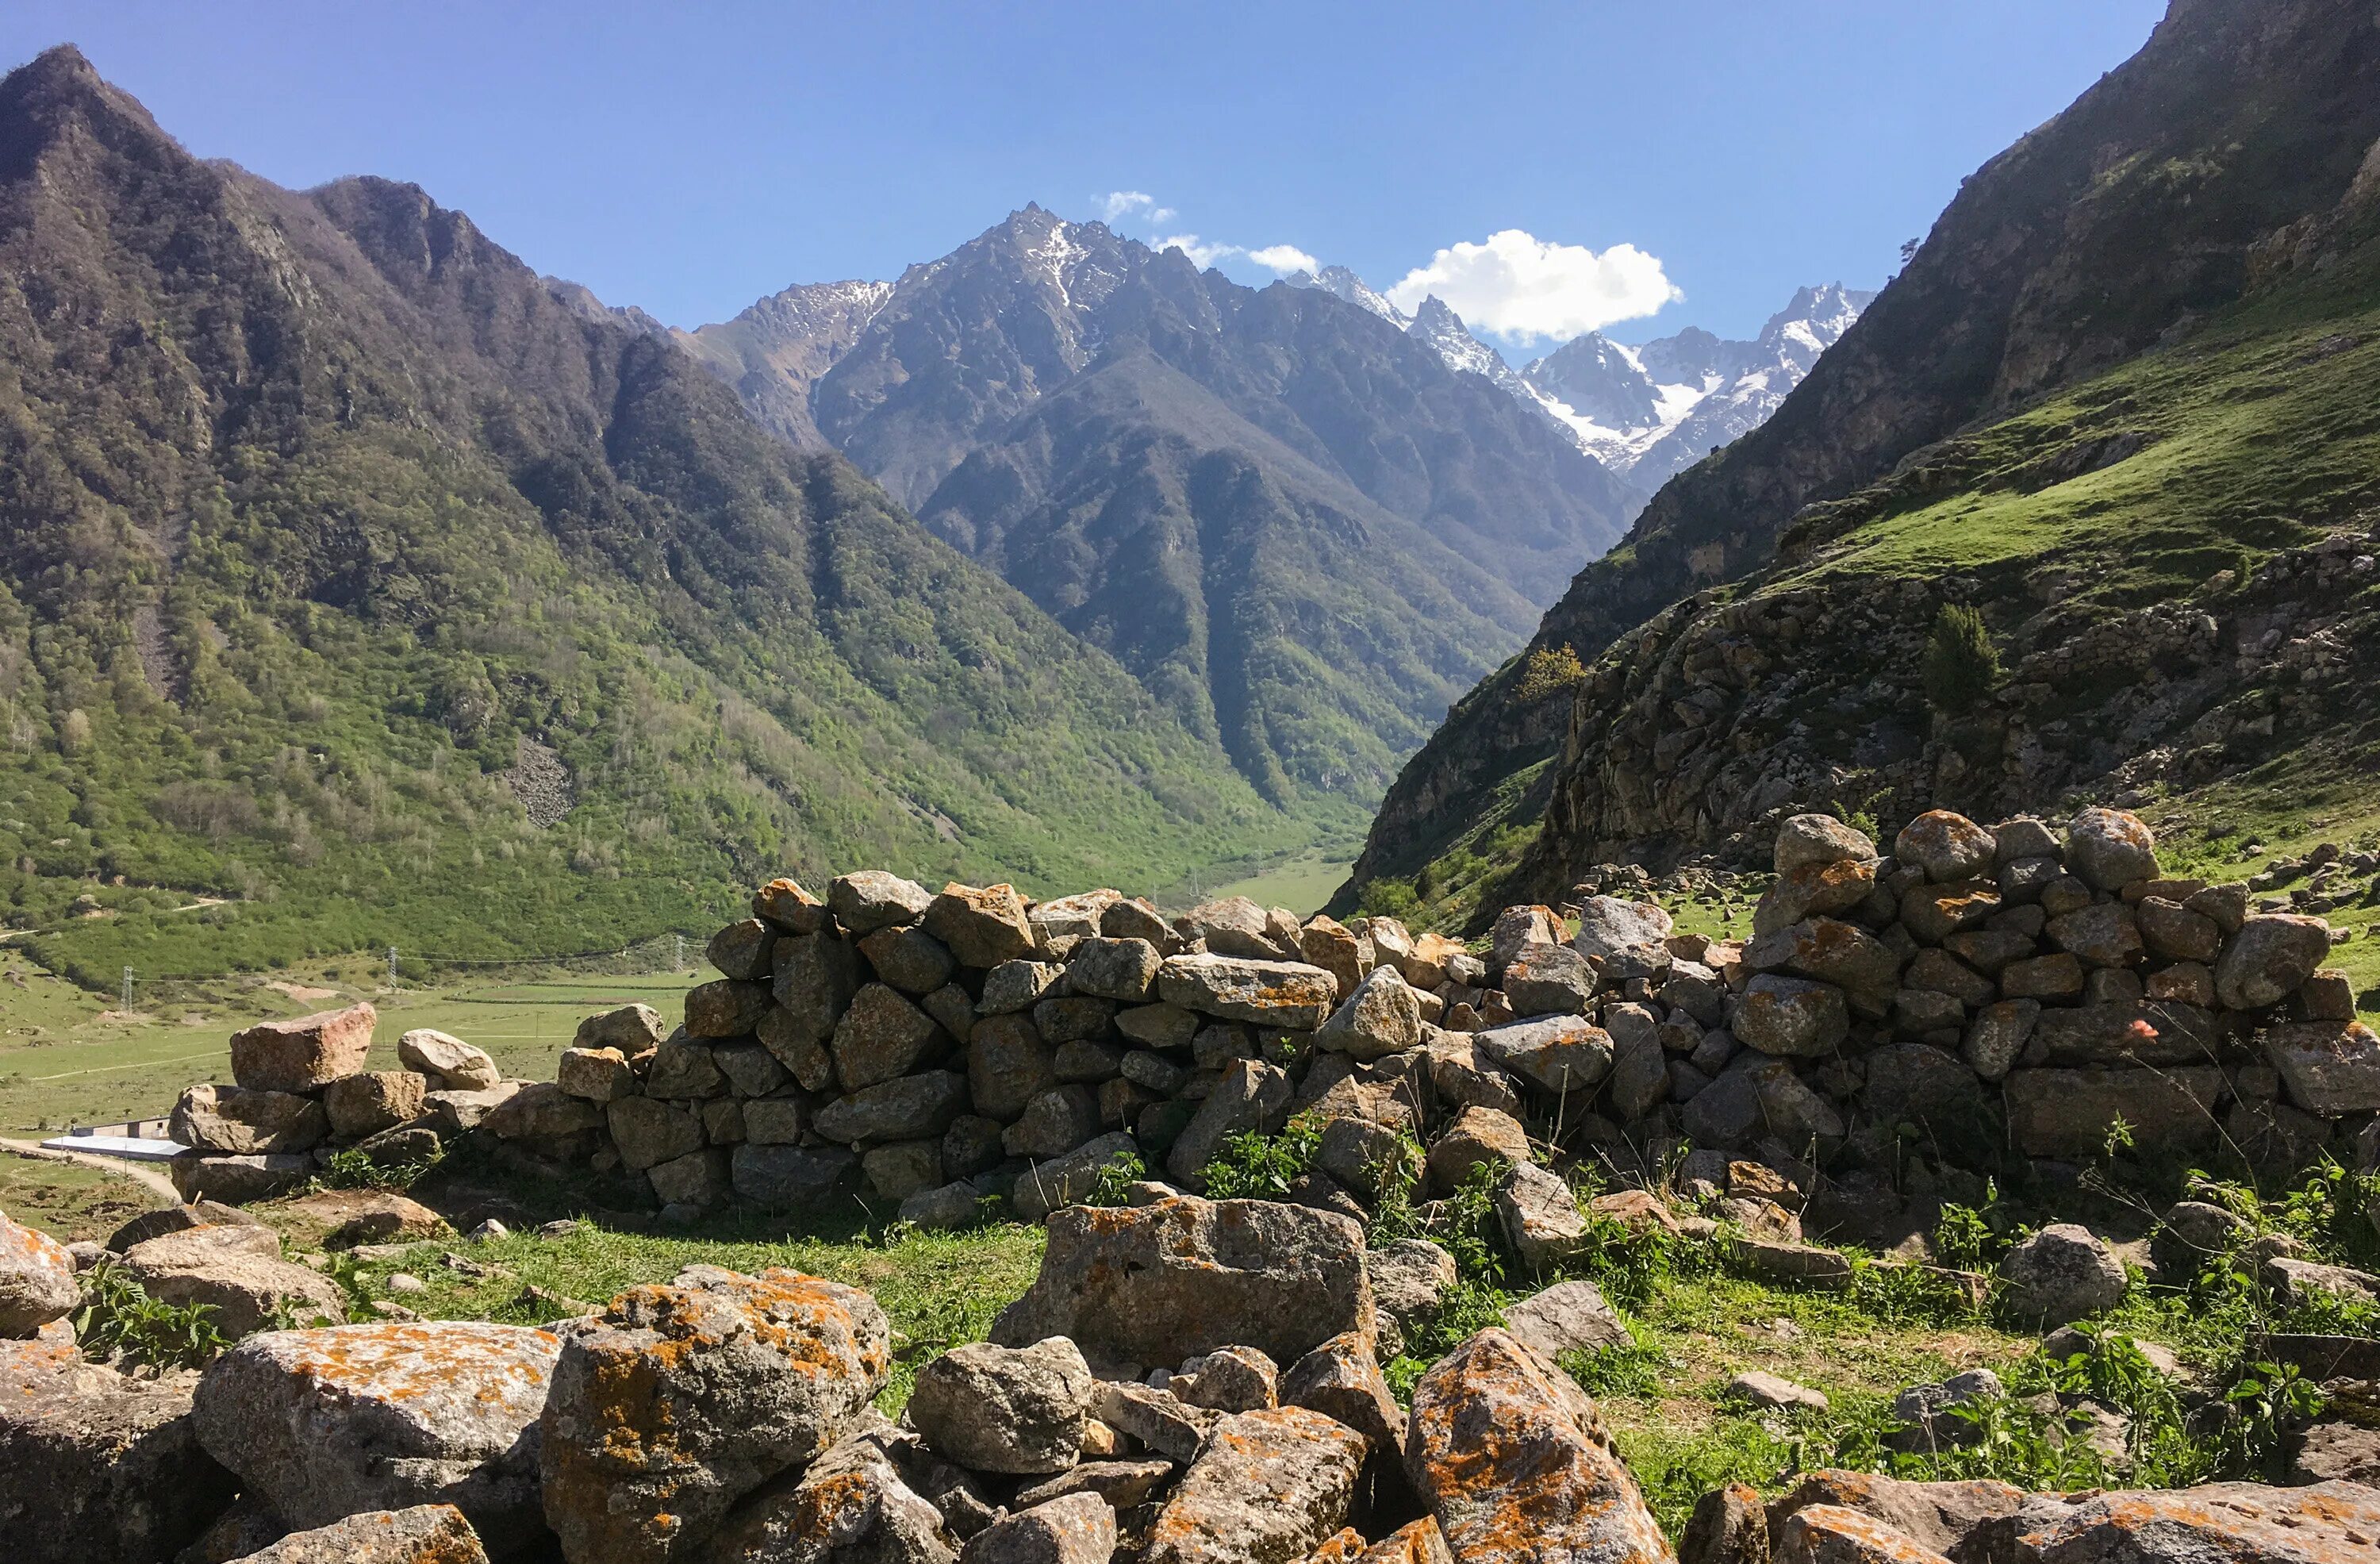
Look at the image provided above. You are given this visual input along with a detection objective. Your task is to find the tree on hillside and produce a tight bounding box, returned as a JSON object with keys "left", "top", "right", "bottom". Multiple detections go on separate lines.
{"left": 1923, "top": 603, "right": 2002, "bottom": 715}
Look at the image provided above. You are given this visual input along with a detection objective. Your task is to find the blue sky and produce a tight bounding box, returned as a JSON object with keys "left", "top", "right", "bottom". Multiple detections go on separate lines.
{"left": 4, "top": 2, "right": 2167, "bottom": 347}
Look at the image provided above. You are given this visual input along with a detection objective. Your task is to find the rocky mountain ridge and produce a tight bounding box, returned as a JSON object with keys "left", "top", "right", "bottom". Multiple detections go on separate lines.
{"left": 1342, "top": 0, "right": 2380, "bottom": 921}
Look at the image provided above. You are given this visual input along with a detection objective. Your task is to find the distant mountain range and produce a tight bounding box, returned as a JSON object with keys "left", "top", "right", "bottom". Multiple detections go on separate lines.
{"left": 676, "top": 207, "right": 1641, "bottom": 804}
{"left": 1287, "top": 267, "right": 1872, "bottom": 488}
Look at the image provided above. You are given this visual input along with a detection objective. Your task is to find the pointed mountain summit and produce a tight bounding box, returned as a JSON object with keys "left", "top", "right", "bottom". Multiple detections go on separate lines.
{"left": 686, "top": 209, "right": 1639, "bottom": 805}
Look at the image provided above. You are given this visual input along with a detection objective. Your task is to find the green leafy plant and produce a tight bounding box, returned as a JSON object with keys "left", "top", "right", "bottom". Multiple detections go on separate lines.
{"left": 1922, "top": 603, "right": 2002, "bottom": 714}
{"left": 313, "top": 1144, "right": 443, "bottom": 1191}
{"left": 1200, "top": 1114, "right": 1325, "bottom": 1202}
{"left": 73, "top": 1264, "right": 232, "bottom": 1371}
{"left": 1081, "top": 1150, "right": 1148, "bottom": 1208}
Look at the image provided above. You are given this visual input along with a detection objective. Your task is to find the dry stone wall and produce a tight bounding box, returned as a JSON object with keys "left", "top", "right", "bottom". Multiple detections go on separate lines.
{"left": 155, "top": 804, "right": 2377, "bottom": 1240}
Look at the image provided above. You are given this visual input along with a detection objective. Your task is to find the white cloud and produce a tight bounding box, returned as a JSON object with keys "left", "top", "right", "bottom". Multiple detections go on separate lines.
{"left": 1385, "top": 229, "right": 1681, "bottom": 343}
{"left": 1150, "top": 206, "right": 1177, "bottom": 224}
{"left": 1096, "top": 190, "right": 1156, "bottom": 221}
{"left": 1246, "top": 244, "right": 1319, "bottom": 275}
{"left": 1154, "top": 233, "right": 1242, "bottom": 268}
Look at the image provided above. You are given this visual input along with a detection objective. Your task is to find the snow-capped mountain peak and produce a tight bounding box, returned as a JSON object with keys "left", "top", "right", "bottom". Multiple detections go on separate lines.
{"left": 1288, "top": 264, "right": 1411, "bottom": 326}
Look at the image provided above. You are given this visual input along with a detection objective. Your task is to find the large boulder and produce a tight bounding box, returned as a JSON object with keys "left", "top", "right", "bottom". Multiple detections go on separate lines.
{"left": 1495, "top": 1162, "right": 1588, "bottom": 1270}
{"left": 322, "top": 1071, "right": 430, "bottom": 1140}
{"left": 233, "top": 1504, "right": 490, "bottom": 1563}
{"left": 706, "top": 1415, "right": 953, "bottom": 1563}
{"left": 2011, "top": 1479, "right": 2380, "bottom": 1563}
{"left": 925, "top": 882, "right": 1038, "bottom": 967}
{"left": 1144, "top": 1405, "right": 1366, "bottom": 1564}
{"left": 1894, "top": 812, "right": 1996, "bottom": 884}
{"left": 575, "top": 1003, "right": 670, "bottom": 1053}
{"left": 122, "top": 1228, "right": 347, "bottom": 1336}
{"left": 1735, "top": 975, "right": 1850, "bottom": 1057}
{"left": 969, "top": 1493, "right": 1114, "bottom": 1564}
{"left": 170, "top": 1083, "right": 328, "bottom": 1155}
{"left": 992, "top": 1197, "right": 1376, "bottom": 1372}
{"left": 1571, "top": 897, "right": 1673, "bottom": 959}
{"left": 539, "top": 1266, "right": 891, "bottom": 1564}
{"left": 2002, "top": 1067, "right": 2224, "bottom": 1159}
{"left": 0, "top": 1337, "right": 237, "bottom": 1563}
{"left": 1499, "top": 1279, "right": 1630, "bottom": 1361}
{"left": 396, "top": 1029, "right": 501, "bottom": 1090}
{"left": 1766, "top": 1470, "right": 2023, "bottom": 1561}
{"left": 1776, "top": 814, "right": 1879, "bottom": 872}
{"left": 1404, "top": 1328, "right": 1668, "bottom": 1564}
{"left": 167, "top": 1151, "right": 313, "bottom": 1205}
{"left": 831, "top": 870, "right": 935, "bottom": 934}
{"left": 1998, "top": 1224, "right": 2126, "bottom": 1327}
{"left": 907, "top": 1337, "right": 1092, "bottom": 1475}
{"left": 2213, "top": 914, "right": 2336, "bottom": 1011}
{"left": 1772, "top": 1504, "right": 1952, "bottom": 1564}
{"left": 1315, "top": 966, "right": 1422, "bottom": 1062}
{"left": 813, "top": 1070, "right": 970, "bottom": 1143}
{"left": 2263, "top": 1020, "right": 2380, "bottom": 1116}
{"left": 1476, "top": 1015, "right": 1614, "bottom": 1094}
{"left": 1168, "top": 1059, "right": 1292, "bottom": 1186}
{"left": 1280, "top": 1332, "right": 1402, "bottom": 1451}
{"left": 730, "top": 1143, "right": 861, "bottom": 1209}
{"left": 1158, "top": 955, "right": 1338, "bottom": 1029}
{"left": 832, "top": 983, "right": 943, "bottom": 1090}
{"left": 229, "top": 1002, "right": 377, "bottom": 1093}
{"left": 0, "top": 1210, "right": 81, "bottom": 1337}
{"left": 1070, "top": 937, "right": 1165, "bottom": 1003}
{"left": 2063, "top": 807, "right": 2159, "bottom": 892}
{"left": 193, "top": 1321, "right": 560, "bottom": 1552}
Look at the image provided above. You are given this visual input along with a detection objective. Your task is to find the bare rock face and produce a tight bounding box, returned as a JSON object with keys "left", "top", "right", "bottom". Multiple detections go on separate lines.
{"left": 0, "top": 1337, "right": 238, "bottom": 1563}
{"left": 907, "top": 1337, "right": 1092, "bottom": 1476}
{"left": 2010, "top": 1478, "right": 2380, "bottom": 1563}
{"left": 538, "top": 1266, "right": 892, "bottom": 1564}
{"left": 171, "top": 1083, "right": 329, "bottom": 1155}
{"left": 1144, "top": 1405, "right": 1366, "bottom": 1564}
{"left": 1403, "top": 1328, "right": 1668, "bottom": 1564}
{"left": 193, "top": 1321, "right": 561, "bottom": 1552}
{"left": 233, "top": 1504, "right": 490, "bottom": 1563}
{"left": 992, "top": 1197, "right": 1376, "bottom": 1372}
{"left": 229, "top": 1002, "right": 378, "bottom": 1093}
{"left": 0, "top": 1209, "right": 82, "bottom": 1337}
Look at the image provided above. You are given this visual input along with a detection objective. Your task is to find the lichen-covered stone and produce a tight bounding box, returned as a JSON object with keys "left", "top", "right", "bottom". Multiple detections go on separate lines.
{"left": 1403, "top": 1328, "right": 1668, "bottom": 1564}
{"left": 323, "top": 1070, "right": 430, "bottom": 1139}
{"left": 194, "top": 1321, "right": 560, "bottom": 1551}
{"left": 1, "top": 1209, "right": 86, "bottom": 1336}
{"left": 993, "top": 1195, "right": 1376, "bottom": 1370}
{"left": 908, "top": 1337, "right": 1092, "bottom": 1475}
{"left": 1159, "top": 954, "right": 1338, "bottom": 1029}
{"left": 233, "top": 1504, "right": 490, "bottom": 1563}
{"left": 2012, "top": 1479, "right": 2380, "bottom": 1564}
{"left": 0, "top": 1337, "right": 236, "bottom": 1562}
{"left": 925, "top": 882, "right": 1039, "bottom": 967}
{"left": 1144, "top": 1405, "right": 1365, "bottom": 1564}
{"left": 539, "top": 1266, "right": 891, "bottom": 1564}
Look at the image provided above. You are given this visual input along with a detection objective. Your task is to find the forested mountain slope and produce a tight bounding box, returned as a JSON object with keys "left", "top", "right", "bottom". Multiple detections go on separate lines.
{"left": 0, "top": 47, "right": 1307, "bottom": 982}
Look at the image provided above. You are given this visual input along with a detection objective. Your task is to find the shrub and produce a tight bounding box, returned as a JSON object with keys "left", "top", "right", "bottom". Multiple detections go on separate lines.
{"left": 313, "top": 1143, "right": 442, "bottom": 1191}
{"left": 1511, "top": 644, "right": 1588, "bottom": 705}
{"left": 1081, "top": 1149, "right": 1147, "bottom": 1207}
{"left": 1200, "top": 1115, "right": 1324, "bottom": 1202}
{"left": 1922, "top": 603, "right": 2002, "bottom": 713}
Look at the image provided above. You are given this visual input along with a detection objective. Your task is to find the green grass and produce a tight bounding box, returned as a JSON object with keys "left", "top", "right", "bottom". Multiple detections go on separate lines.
{"left": 0, "top": 1151, "right": 158, "bottom": 1239}
{"left": 1183, "top": 851, "right": 1356, "bottom": 917}
{"left": 0, "top": 948, "right": 701, "bottom": 1132}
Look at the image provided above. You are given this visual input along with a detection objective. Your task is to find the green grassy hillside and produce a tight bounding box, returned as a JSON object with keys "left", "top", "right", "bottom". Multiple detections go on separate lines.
{"left": 0, "top": 49, "right": 1323, "bottom": 989}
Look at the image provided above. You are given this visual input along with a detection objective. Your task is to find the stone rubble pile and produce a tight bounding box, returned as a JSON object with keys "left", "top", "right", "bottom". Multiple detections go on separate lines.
{"left": 9, "top": 1190, "right": 2376, "bottom": 1562}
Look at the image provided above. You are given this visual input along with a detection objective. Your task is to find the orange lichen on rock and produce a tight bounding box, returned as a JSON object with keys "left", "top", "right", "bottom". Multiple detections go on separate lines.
{"left": 1403, "top": 1328, "right": 1672, "bottom": 1564}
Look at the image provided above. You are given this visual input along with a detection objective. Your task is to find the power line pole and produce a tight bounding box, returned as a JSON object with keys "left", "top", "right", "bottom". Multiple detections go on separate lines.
{"left": 674, "top": 933, "right": 685, "bottom": 972}
{"left": 121, "top": 966, "right": 132, "bottom": 1013}
{"left": 387, "top": 946, "right": 398, "bottom": 987}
